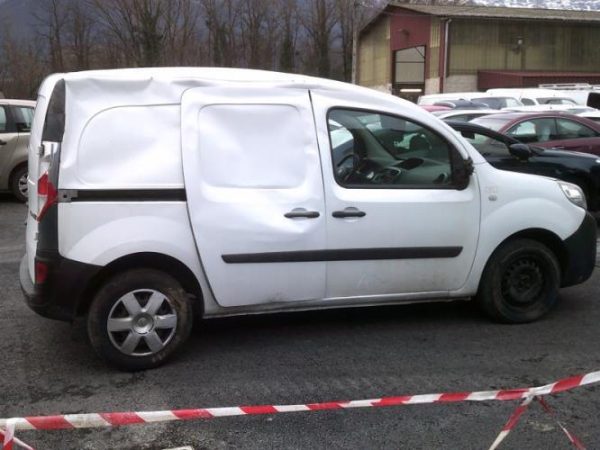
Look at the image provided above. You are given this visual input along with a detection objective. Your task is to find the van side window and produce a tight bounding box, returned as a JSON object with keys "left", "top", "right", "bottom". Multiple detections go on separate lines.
{"left": 328, "top": 108, "right": 457, "bottom": 188}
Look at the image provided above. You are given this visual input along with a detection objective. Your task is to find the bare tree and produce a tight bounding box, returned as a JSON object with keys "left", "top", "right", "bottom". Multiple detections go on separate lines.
{"left": 67, "top": 1, "right": 96, "bottom": 70}
{"left": 90, "top": 0, "right": 166, "bottom": 67}
{"left": 335, "top": 0, "right": 353, "bottom": 81}
{"left": 1, "top": 0, "right": 385, "bottom": 97}
{"left": 334, "top": 0, "right": 375, "bottom": 81}
{"left": 240, "top": 0, "right": 271, "bottom": 68}
{"left": 0, "top": 25, "right": 46, "bottom": 98}
{"left": 163, "top": 0, "right": 202, "bottom": 65}
{"left": 200, "top": 0, "right": 241, "bottom": 67}
{"left": 278, "top": 0, "right": 300, "bottom": 72}
{"left": 34, "top": 0, "right": 69, "bottom": 72}
{"left": 302, "top": 0, "right": 337, "bottom": 77}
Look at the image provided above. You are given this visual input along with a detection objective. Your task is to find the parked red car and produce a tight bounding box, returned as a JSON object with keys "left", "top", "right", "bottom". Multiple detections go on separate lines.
{"left": 419, "top": 105, "right": 451, "bottom": 113}
{"left": 472, "top": 112, "right": 600, "bottom": 156}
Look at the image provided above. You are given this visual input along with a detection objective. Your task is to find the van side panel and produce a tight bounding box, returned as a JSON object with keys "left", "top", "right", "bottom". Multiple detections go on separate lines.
{"left": 58, "top": 202, "right": 206, "bottom": 285}
{"left": 74, "top": 105, "right": 183, "bottom": 188}
{"left": 181, "top": 87, "right": 327, "bottom": 307}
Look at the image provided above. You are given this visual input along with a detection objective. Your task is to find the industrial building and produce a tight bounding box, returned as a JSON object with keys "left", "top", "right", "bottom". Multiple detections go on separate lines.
{"left": 358, "top": 1, "right": 600, "bottom": 101}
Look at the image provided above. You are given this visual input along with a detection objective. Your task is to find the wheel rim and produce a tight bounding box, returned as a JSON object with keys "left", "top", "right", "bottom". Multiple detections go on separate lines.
{"left": 18, "top": 172, "right": 28, "bottom": 198}
{"left": 501, "top": 257, "right": 545, "bottom": 307}
{"left": 107, "top": 289, "right": 178, "bottom": 357}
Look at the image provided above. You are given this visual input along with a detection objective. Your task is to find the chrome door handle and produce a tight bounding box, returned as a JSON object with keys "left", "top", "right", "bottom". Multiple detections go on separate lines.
{"left": 284, "top": 209, "right": 320, "bottom": 219}
{"left": 332, "top": 208, "right": 366, "bottom": 218}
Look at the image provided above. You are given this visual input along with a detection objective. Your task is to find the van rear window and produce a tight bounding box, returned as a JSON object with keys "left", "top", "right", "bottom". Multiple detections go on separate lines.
{"left": 42, "top": 80, "right": 65, "bottom": 142}
{"left": 0, "top": 106, "right": 6, "bottom": 132}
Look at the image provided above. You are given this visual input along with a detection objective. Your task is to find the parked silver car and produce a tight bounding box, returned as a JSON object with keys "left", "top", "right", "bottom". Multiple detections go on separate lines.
{"left": 0, "top": 99, "right": 35, "bottom": 201}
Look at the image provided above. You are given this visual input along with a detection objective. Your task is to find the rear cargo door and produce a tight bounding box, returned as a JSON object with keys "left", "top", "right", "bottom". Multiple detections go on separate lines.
{"left": 181, "top": 87, "right": 326, "bottom": 307}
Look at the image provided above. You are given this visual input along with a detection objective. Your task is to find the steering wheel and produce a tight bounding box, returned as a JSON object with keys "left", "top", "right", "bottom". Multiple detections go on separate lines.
{"left": 434, "top": 172, "right": 450, "bottom": 184}
{"left": 336, "top": 153, "right": 361, "bottom": 182}
{"left": 398, "top": 157, "right": 424, "bottom": 170}
{"left": 371, "top": 166, "right": 403, "bottom": 184}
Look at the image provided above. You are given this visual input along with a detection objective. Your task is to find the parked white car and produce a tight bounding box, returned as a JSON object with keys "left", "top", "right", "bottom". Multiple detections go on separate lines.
{"left": 0, "top": 99, "right": 36, "bottom": 201}
{"left": 21, "top": 68, "right": 596, "bottom": 370}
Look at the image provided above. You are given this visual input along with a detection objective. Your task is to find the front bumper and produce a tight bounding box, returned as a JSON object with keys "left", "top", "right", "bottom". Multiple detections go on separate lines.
{"left": 20, "top": 253, "right": 101, "bottom": 322}
{"left": 561, "top": 212, "right": 597, "bottom": 287}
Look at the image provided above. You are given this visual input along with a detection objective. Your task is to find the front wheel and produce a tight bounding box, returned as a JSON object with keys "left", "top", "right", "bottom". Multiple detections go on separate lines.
{"left": 88, "top": 269, "right": 193, "bottom": 371}
{"left": 477, "top": 239, "right": 560, "bottom": 323}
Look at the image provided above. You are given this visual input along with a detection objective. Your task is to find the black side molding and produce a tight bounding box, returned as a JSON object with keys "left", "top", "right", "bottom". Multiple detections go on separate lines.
{"left": 222, "top": 247, "right": 463, "bottom": 264}
{"left": 58, "top": 189, "right": 187, "bottom": 202}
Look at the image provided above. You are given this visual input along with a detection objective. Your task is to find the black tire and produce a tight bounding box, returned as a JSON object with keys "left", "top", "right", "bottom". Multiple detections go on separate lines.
{"left": 88, "top": 269, "right": 193, "bottom": 371}
{"left": 477, "top": 239, "right": 560, "bottom": 323}
{"left": 9, "top": 165, "right": 28, "bottom": 203}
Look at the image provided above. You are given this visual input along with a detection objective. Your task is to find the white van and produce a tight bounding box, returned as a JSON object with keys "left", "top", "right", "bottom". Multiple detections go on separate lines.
{"left": 486, "top": 88, "right": 580, "bottom": 108}
{"left": 21, "top": 68, "right": 596, "bottom": 370}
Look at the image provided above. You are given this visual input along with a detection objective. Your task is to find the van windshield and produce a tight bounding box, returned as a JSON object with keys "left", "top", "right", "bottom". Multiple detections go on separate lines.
{"left": 537, "top": 97, "right": 578, "bottom": 105}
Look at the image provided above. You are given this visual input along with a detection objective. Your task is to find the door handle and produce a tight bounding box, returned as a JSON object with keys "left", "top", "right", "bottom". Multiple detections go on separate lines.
{"left": 284, "top": 209, "right": 320, "bottom": 219}
{"left": 332, "top": 208, "right": 366, "bottom": 219}
{"left": 0, "top": 140, "right": 6, "bottom": 146}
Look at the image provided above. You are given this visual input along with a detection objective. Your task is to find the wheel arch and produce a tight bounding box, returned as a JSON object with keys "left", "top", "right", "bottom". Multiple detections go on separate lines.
{"left": 488, "top": 228, "right": 568, "bottom": 281}
{"left": 8, "top": 161, "right": 27, "bottom": 180}
{"left": 77, "top": 252, "right": 204, "bottom": 318}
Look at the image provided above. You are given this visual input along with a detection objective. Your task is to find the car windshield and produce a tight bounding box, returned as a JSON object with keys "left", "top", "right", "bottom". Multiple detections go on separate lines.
{"left": 537, "top": 97, "right": 577, "bottom": 105}
{"left": 472, "top": 97, "right": 522, "bottom": 109}
{"left": 471, "top": 116, "right": 513, "bottom": 132}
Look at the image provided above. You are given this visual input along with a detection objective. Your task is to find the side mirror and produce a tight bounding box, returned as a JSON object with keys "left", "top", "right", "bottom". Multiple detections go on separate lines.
{"left": 453, "top": 156, "right": 474, "bottom": 190}
{"left": 509, "top": 143, "right": 532, "bottom": 160}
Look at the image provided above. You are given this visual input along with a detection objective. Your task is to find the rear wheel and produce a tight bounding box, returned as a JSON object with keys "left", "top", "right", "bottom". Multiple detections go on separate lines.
{"left": 9, "top": 165, "right": 28, "bottom": 203}
{"left": 477, "top": 239, "right": 560, "bottom": 323}
{"left": 88, "top": 269, "right": 193, "bottom": 371}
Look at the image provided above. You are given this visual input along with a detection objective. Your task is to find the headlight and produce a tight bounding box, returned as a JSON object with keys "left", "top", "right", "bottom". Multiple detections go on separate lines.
{"left": 558, "top": 181, "right": 587, "bottom": 209}
{"left": 595, "top": 159, "right": 600, "bottom": 164}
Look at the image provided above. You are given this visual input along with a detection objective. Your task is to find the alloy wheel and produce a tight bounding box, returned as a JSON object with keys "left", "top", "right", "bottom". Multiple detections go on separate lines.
{"left": 107, "top": 289, "right": 178, "bottom": 356}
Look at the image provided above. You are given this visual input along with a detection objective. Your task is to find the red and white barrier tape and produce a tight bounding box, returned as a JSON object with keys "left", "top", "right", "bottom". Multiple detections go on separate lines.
{"left": 489, "top": 395, "right": 535, "bottom": 450}
{"left": 537, "top": 397, "right": 586, "bottom": 450}
{"left": 1, "top": 370, "right": 598, "bottom": 449}
{"left": 1, "top": 419, "right": 34, "bottom": 450}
